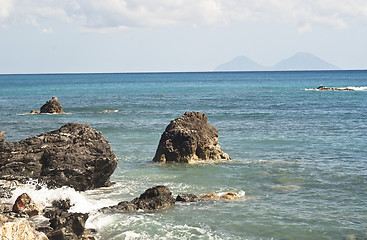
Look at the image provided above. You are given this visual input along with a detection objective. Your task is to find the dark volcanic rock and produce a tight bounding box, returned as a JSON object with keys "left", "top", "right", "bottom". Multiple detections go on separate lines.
{"left": 153, "top": 111, "right": 231, "bottom": 163}
{"left": 131, "top": 185, "right": 176, "bottom": 211}
{"left": 104, "top": 186, "right": 176, "bottom": 213}
{"left": 0, "top": 123, "right": 118, "bottom": 191}
{"left": 44, "top": 208, "right": 91, "bottom": 239}
{"left": 40, "top": 96, "right": 65, "bottom": 114}
{"left": 176, "top": 193, "right": 199, "bottom": 202}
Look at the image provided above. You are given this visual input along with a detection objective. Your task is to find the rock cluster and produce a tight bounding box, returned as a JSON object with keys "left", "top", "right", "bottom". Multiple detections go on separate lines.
{"left": 106, "top": 185, "right": 176, "bottom": 213}
{"left": 0, "top": 194, "right": 95, "bottom": 240}
{"left": 316, "top": 86, "right": 354, "bottom": 91}
{"left": 0, "top": 123, "right": 118, "bottom": 191}
{"left": 153, "top": 111, "right": 231, "bottom": 163}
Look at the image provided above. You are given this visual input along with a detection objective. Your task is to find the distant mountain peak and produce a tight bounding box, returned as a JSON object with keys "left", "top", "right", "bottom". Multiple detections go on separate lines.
{"left": 215, "top": 52, "right": 339, "bottom": 71}
{"left": 215, "top": 55, "right": 265, "bottom": 71}
{"left": 273, "top": 52, "right": 339, "bottom": 71}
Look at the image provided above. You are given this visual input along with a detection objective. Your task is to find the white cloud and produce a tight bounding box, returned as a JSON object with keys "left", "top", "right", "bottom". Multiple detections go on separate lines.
{"left": 0, "top": 0, "right": 13, "bottom": 21}
{"left": 1, "top": 0, "right": 367, "bottom": 32}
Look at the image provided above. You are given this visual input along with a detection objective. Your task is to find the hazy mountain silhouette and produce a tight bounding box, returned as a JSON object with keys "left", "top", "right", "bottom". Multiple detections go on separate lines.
{"left": 272, "top": 52, "right": 339, "bottom": 70}
{"left": 215, "top": 52, "right": 339, "bottom": 71}
{"left": 215, "top": 56, "right": 266, "bottom": 71}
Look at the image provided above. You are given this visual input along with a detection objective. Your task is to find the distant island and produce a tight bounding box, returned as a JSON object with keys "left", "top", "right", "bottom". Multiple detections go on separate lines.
{"left": 215, "top": 52, "right": 339, "bottom": 71}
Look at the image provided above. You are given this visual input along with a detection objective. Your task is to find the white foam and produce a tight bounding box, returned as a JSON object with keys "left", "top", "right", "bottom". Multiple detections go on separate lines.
{"left": 7, "top": 181, "right": 117, "bottom": 214}
{"left": 346, "top": 86, "right": 367, "bottom": 91}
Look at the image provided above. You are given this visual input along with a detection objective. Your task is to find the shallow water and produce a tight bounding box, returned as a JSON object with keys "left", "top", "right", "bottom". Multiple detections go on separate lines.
{"left": 1, "top": 71, "right": 367, "bottom": 239}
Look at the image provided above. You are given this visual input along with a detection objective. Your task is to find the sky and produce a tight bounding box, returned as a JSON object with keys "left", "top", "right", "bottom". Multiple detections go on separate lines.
{"left": 0, "top": 0, "right": 367, "bottom": 73}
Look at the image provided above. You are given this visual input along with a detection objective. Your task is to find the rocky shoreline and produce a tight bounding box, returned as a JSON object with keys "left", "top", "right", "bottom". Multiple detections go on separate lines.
{"left": 1, "top": 109, "right": 234, "bottom": 239}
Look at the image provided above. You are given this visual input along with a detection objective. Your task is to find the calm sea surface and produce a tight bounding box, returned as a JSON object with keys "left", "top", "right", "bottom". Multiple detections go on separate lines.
{"left": 0, "top": 71, "right": 366, "bottom": 239}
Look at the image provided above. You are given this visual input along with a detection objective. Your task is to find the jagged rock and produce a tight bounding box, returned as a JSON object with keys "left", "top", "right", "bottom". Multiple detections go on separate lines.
{"left": 0, "top": 123, "right": 118, "bottom": 191}
{"left": 51, "top": 199, "right": 72, "bottom": 211}
{"left": 131, "top": 185, "right": 176, "bottom": 211}
{"left": 153, "top": 111, "right": 231, "bottom": 163}
{"left": 106, "top": 201, "right": 138, "bottom": 213}
{"left": 0, "top": 218, "right": 48, "bottom": 240}
{"left": 12, "top": 193, "right": 41, "bottom": 217}
{"left": 0, "top": 131, "right": 4, "bottom": 150}
{"left": 176, "top": 193, "right": 199, "bottom": 202}
{"left": 40, "top": 96, "right": 65, "bottom": 114}
{"left": 44, "top": 208, "right": 90, "bottom": 239}
{"left": 103, "top": 186, "right": 176, "bottom": 213}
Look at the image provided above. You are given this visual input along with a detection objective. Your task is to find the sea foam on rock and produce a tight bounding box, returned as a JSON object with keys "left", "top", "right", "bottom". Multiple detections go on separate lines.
{"left": 0, "top": 123, "right": 118, "bottom": 191}
{"left": 153, "top": 111, "right": 231, "bottom": 163}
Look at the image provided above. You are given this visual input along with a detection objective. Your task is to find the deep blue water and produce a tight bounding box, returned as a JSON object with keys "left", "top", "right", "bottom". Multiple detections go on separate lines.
{"left": 1, "top": 71, "right": 367, "bottom": 239}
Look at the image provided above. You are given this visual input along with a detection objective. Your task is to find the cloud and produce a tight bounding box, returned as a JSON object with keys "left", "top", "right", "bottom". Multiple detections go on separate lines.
{"left": 0, "top": 0, "right": 13, "bottom": 21}
{"left": 1, "top": 0, "right": 367, "bottom": 32}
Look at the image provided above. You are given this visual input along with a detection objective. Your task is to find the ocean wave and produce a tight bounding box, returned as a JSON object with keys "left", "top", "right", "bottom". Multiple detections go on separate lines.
{"left": 6, "top": 181, "right": 116, "bottom": 214}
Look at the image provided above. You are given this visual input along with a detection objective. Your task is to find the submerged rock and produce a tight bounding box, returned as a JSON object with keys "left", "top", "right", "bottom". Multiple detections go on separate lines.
{"left": 0, "top": 123, "right": 118, "bottom": 191}
{"left": 315, "top": 86, "right": 354, "bottom": 91}
{"left": 199, "top": 192, "right": 239, "bottom": 201}
{"left": 40, "top": 96, "right": 65, "bottom": 114}
{"left": 176, "top": 193, "right": 199, "bottom": 202}
{"left": 153, "top": 111, "right": 231, "bottom": 163}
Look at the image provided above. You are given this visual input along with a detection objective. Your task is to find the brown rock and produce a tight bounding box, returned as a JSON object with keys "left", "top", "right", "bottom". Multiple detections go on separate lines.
{"left": 40, "top": 96, "right": 65, "bottom": 114}
{"left": 12, "top": 193, "right": 41, "bottom": 217}
{"left": 199, "top": 193, "right": 218, "bottom": 200}
{"left": 153, "top": 111, "right": 231, "bottom": 163}
{"left": 0, "top": 123, "right": 118, "bottom": 191}
{"left": 131, "top": 185, "right": 176, "bottom": 211}
{"left": 219, "top": 192, "right": 239, "bottom": 200}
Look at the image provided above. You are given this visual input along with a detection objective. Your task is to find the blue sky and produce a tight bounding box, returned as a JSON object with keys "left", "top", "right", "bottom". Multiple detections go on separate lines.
{"left": 0, "top": 0, "right": 366, "bottom": 73}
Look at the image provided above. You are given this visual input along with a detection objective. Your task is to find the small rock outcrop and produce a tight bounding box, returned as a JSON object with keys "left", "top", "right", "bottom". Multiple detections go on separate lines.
{"left": 176, "top": 193, "right": 199, "bottom": 202}
{"left": 104, "top": 186, "right": 176, "bottom": 213}
{"left": 12, "top": 193, "right": 41, "bottom": 217}
{"left": 0, "top": 123, "right": 118, "bottom": 191}
{"left": 153, "top": 111, "right": 231, "bottom": 163}
{"left": 314, "top": 86, "right": 354, "bottom": 91}
{"left": 40, "top": 96, "right": 65, "bottom": 114}
{"left": 131, "top": 185, "right": 176, "bottom": 211}
{"left": 0, "top": 218, "right": 48, "bottom": 240}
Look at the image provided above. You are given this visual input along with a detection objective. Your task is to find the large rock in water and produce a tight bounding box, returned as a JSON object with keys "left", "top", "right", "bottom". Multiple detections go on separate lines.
{"left": 40, "top": 96, "right": 64, "bottom": 114}
{"left": 0, "top": 123, "right": 118, "bottom": 191}
{"left": 153, "top": 111, "right": 231, "bottom": 163}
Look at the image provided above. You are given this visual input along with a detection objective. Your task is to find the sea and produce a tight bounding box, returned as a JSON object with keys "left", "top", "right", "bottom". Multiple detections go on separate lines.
{"left": 0, "top": 70, "right": 366, "bottom": 240}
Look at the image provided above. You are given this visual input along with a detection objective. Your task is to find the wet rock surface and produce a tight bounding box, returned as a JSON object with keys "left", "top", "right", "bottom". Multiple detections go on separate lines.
{"left": 104, "top": 185, "right": 176, "bottom": 213}
{"left": 176, "top": 193, "right": 200, "bottom": 202}
{"left": 314, "top": 86, "right": 355, "bottom": 91}
{"left": 153, "top": 111, "right": 231, "bottom": 163}
{"left": 0, "top": 123, "right": 118, "bottom": 191}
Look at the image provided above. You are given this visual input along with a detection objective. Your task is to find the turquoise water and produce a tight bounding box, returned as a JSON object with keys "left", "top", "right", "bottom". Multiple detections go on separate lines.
{"left": 1, "top": 71, "right": 367, "bottom": 239}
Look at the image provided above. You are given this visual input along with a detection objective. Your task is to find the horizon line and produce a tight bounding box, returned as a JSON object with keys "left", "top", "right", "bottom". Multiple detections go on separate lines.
{"left": 1, "top": 69, "right": 367, "bottom": 76}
